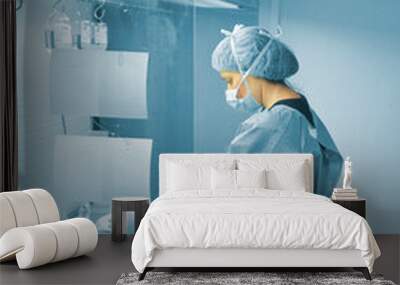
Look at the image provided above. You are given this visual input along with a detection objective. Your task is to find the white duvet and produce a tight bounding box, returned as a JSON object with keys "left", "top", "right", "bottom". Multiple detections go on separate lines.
{"left": 131, "top": 190, "right": 380, "bottom": 273}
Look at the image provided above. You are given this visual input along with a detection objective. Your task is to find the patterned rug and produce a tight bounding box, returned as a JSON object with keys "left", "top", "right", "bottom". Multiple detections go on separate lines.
{"left": 116, "top": 271, "right": 396, "bottom": 285}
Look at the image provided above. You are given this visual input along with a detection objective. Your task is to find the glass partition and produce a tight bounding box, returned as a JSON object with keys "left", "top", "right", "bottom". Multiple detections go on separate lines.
{"left": 17, "top": 0, "right": 259, "bottom": 233}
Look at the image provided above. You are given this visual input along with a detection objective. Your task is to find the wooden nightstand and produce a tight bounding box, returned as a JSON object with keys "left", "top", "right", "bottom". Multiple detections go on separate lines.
{"left": 332, "top": 198, "right": 366, "bottom": 218}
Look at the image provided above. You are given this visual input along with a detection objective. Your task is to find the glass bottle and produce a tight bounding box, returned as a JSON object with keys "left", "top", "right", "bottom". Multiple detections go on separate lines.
{"left": 94, "top": 22, "right": 108, "bottom": 50}
{"left": 44, "top": 9, "right": 57, "bottom": 50}
{"left": 80, "top": 20, "right": 94, "bottom": 49}
{"left": 52, "top": 3, "right": 73, "bottom": 49}
{"left": 70, "top": 6, "right": 82, "bottom": 49}
{"left": 80, "top": 1, "right": 94, "bottom": 49}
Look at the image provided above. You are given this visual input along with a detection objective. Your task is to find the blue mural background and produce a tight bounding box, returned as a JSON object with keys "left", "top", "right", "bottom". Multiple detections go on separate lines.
{"left": 259, "top": 0, "right": 400, "bottom": 234}
{"left": 95, "top": 2, "right": 195, "bottom": 201}
{"left": 16, "top": 0, "right": 399, "bottom": 233}
{"left": 95, "top": 1, "right": 258, "bottom": 201}
{"left": 16, "top": 0, "right": 259, "bottom": 233}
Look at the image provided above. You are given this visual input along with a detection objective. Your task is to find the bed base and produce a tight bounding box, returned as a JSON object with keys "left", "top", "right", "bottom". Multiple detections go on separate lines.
{"left": 138, "top": 267, "right": 371, "bottom": 281}
{"left": 138, "top": 248, "right": 372, "bottom": 281}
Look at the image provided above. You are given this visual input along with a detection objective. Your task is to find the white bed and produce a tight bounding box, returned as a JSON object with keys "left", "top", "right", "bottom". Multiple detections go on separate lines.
{"left": 131, "top": 154, "right": 380, "bottom": 280}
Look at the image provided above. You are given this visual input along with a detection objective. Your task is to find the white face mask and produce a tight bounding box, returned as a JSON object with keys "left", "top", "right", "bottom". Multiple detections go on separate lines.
{"left": 225, "top": 28, "right": 275, "bottom": 113}
{"left": 225, "top": 79, "right": 261, "bottom": 113}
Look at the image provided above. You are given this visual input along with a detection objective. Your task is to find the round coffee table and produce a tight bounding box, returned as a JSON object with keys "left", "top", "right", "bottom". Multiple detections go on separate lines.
{"left": 111, "top": 197, "right": 149, "bottom": 242}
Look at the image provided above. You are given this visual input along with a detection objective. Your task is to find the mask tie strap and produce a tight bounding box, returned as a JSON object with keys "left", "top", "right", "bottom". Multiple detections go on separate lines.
{"left": 221, "top": 26, "right": 275, "bottom": 95}
{"left": 236, "top": 35, "right": 276, "bottom": 88}
{"left": 222, "top": 27, "right": 248, "bottom": 96}
{"left": 230, "top": 36, "right": 245, "bottom": 76}
{"left": 221, "top": 25, "right": 246, "bottom": 76}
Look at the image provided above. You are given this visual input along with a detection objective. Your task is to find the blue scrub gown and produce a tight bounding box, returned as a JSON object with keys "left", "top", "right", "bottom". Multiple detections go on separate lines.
{"left": 227, "top": 102, "right": 343, "bottom": 197}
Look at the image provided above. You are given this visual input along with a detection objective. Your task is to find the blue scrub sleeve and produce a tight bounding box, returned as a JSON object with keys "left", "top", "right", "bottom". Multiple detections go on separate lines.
{"left": 227, "top": 109, "right": 303, "bottom": 153}
{"left": 227, "top": 125, "right": 273, "bottom": 153}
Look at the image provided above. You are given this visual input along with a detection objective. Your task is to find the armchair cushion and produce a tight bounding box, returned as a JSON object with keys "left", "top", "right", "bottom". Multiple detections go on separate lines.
{"left": 0, "top": 189, "right": 98, "bottom": 269}
{"left": 0, "top": 218, "right": 97, "bottom": 269}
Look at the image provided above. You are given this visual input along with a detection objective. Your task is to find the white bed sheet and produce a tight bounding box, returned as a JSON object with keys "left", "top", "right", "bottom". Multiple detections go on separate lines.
{"left": 131, "top": 190, "right": 380, "bottom": 273}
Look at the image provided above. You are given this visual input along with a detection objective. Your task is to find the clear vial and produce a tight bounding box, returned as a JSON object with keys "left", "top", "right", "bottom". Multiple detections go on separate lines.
{"left": 79, "top": 0, "right": 95, "bottom": 49}
{"left": 53, "top": 8, "right": 73, "bottom": 49}
{"left": 44, "top": 9, "right": 58, "bottom": 50}
{"left": 80, "top": 20, "right": 94, "bottom": 49}
{"left": 94, "top": 22, "right": 108, "bottom": 50}
{"left": 71, "top": 9, "right": 82, "bottom": 49}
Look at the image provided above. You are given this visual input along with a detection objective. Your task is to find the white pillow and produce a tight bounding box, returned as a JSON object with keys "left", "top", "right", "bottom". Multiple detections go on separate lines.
{"left": 211, "top": 168, "right": 236, "bottom": 189}
{"left": 211, "top": 168, "right": 267, "bottom": 190}
{"left": 267, "top": 165, "right": 307, "bottom": 191}
{"left": 166, "top": 160, "right": 235, "bottom": 191}
{"left": 238, "top": 159, "right": 309, "bottom": 192}
{"left": 237, "top": 169, "right": 267, "bottom": 189}
{"left": 166, "top": 163, "right": 204, "bottom": 191}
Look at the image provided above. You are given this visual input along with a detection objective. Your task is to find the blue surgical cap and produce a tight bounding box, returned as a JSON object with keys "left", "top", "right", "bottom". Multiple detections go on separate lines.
{"left": 211, "top": 25, "right": 299, "bottom": 81}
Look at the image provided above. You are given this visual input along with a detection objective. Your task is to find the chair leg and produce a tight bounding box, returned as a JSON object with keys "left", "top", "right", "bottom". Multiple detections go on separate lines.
{"left": 354, "top": 267, "right": 372, "bottom": 280}
{"left": 138, "top": 268, "right": 148, "bottom": 281}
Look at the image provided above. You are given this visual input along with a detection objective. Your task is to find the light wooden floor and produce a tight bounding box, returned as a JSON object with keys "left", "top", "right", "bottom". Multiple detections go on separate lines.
{"left": 0, "top": 235, "right": 398, "bottom": 285}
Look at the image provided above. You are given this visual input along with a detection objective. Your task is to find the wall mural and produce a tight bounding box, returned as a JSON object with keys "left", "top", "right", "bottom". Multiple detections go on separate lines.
{"left": 15, "top": 0, "right": 342, "bottom": 233}
{"left": 17, "top": 0, "right": 400, "bottom": 234}
{"left": 211, "top": 24, "right": 343, "bottom": 197}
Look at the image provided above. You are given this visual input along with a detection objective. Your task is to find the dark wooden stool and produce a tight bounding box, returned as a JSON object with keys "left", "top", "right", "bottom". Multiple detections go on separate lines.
{"left": 112, "top": 197, "right": 149, "bottom": 242}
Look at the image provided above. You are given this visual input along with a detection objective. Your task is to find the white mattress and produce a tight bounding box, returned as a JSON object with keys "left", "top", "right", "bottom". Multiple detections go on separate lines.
{"left": 131, "top": 190, "right": 380, "bottom": 273}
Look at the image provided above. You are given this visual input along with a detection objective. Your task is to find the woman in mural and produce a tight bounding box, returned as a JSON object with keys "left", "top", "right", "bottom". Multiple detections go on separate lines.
{"left": 211, "top": 25, "right": 343, "bottom": 197}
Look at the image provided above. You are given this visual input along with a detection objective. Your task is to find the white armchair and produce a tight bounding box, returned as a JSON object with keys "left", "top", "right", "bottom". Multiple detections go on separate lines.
{"left": 0, "top": 189, "right": 98, "bottom": 269}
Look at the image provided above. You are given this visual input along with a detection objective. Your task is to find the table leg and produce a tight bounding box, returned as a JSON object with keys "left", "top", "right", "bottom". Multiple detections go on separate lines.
{"left": 134, "top": 206, "right": 143, "bottom": 233}
{"left": 112, "top": 201, "right": 123, "bottom": 242}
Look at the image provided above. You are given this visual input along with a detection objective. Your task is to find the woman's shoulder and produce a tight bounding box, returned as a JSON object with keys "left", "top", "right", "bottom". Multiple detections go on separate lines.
{"left": 244, "top": 105, "right": 303, "bottom": 132}
{"left": 257, "top": 105, "right": 303, "bottom": 124}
